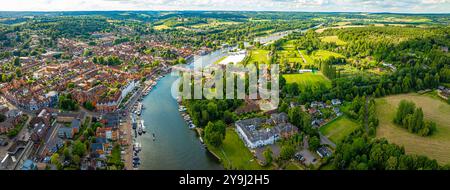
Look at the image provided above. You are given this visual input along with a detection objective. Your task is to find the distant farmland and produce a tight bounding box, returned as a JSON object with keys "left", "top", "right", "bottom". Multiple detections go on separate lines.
{"left": 376, "top": 93, "right": 450, "bottom": 165}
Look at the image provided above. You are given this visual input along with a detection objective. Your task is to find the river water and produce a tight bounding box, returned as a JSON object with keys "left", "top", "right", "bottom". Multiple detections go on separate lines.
{"left": 137, "top": 49, "right": 228, "bottom": 170}
{"left": 254, "top": 23, "right": 324, "bottom": 44}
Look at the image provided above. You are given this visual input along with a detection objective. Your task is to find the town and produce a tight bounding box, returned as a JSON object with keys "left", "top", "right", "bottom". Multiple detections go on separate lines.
{"left": 1, "top": 10, "right": 449, "bottom": 171}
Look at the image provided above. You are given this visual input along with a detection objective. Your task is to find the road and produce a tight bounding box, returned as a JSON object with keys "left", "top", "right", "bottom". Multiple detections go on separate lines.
{"left": 319, "top": 133, "right": 336, "bottom": 148}
{"left": 120, "top": 117, "right": 133, "bottom": 170}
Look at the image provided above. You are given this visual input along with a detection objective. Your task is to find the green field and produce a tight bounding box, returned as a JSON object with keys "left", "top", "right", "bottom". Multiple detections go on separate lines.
{"left": 248, "top": 49, "right": 270, "bottom": 64}
{"left": 320, "top": 36, "right": 347, "bottom": 46}
{"left": 281, "top": 40, "right": 297, "bottom": 51}
{"left": 284, "top": 161, "right": 304, "bottom": 170}
{"left": 154, "top": 24, "right": 170, "bottom": 30}
{"left": 191, "top": 20, "right": 240, "bottom": 28}
{"left": 207, "top": 128, "right": 270, "bottom": 170}
{"left": 299, "top": 50, "right": 315, "bottom": 66}
{"left": 376, "top": 93, "right": 450, "bottom": 165}
{"left": 320, "top": 116, "right": 360, "bottom": 143}
{"left": 276, "top": 40, "right": 304, "bottom": 66}
{"left": 283, "top": 72, "right": 332, "bottom": 89}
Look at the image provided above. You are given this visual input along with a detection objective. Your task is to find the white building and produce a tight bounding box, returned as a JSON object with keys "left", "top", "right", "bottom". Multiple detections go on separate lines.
{"left": 235, "top": 113, "right": 298, "bottom": 149}
{"left": 120, "top": 80, "right": 139, "bottom": 101}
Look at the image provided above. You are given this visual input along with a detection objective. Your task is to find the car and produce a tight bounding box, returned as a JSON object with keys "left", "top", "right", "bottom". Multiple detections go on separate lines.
{"left": 0, "top": 140, "right": 9, "bottom": 146}
{"left": 294, "top": 153, "right": 305, "bottom": 161}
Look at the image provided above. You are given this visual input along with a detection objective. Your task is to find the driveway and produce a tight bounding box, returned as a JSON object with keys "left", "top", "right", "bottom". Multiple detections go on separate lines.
{"left": 297, "top": 149, "right": 318, "bottom": 166}
{"left": 319, "top": 133, "right": 336, "bottom": 148}
{"left": 255, "top": 144, "right": 281, "bottom": 163}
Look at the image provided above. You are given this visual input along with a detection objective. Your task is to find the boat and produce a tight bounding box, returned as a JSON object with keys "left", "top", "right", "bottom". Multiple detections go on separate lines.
{"left": 178, "top": 105, "right": 187, "bottom": 112}
{"left": 138, "top": 127, "right": 143, "bottom": 136}
{"left": 152, "top": 133, "right": 155, "bottom": 141}
{"left": 133, "top": 143, "right": 142, "bottom": 152}
{"left": 141, "top": 120, "right": 147, "bottom": 134}
{"left": 131, "top": 114, "right": 137, "bottom": 130}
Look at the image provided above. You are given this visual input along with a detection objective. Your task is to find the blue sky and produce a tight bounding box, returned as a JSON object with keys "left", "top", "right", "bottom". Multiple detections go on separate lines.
{"left": 0, "top": 0, "right": 449, "bottom": 13}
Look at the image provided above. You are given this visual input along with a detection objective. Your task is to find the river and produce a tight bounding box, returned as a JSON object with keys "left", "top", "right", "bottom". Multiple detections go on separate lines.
{"left": 254, "top": 23, "right": 324, "bottom": 45}
{"left": 137, "top": 49, "right": 227, "bottom": 170}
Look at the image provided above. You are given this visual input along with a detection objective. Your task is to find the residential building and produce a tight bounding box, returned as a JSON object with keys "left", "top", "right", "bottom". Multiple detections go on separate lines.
{"left": 235, "top": 113, "right": 298, "bottom": 149}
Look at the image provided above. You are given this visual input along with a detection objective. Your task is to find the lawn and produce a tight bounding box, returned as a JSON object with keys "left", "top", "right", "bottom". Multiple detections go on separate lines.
{"left": 312, "top": 50, "right": 345, "bottom": 61}
{"left": 247, "top": 49, "right": 270, "bottom": 64}
{"left": 320, "top": 36, "right": 347, "bottom": 46}
{"left": 207, "top": 128, "right": 270, "bottom": 170}
{"left": 284, "top": 161, "right": 304, "bottom": 170}
{"left": 320, "top": 116, "right": 360, "bottom": 143}
{"left": 375, "top": 93, "right": 450, "bottom": 165}
{"left": 283, "top": 72, "right": 332, "bottom": 89}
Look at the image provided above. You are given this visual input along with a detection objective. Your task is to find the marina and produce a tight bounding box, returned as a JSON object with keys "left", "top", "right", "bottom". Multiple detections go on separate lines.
{"left": 136, "top": 58, "right": 223, "bottom": 169}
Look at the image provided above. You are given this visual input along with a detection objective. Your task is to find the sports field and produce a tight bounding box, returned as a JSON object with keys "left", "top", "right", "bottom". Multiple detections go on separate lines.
{"left": 283, "top": 72, "right": 332, "bottom": 89}
{"left": 375, "top": 93, "right": 450, "bottom": 165}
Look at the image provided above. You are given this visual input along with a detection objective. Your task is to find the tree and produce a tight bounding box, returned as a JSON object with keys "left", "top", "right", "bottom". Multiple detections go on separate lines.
{"left": 72, "top": 155, "right": 81, "bottom": 165}
{"left": 51, "top": 153, "right": 60, "bottom": 165}
{"left": 309, "top": 136, "right": 320, "bottom": 151}
{"left": 223, "top": 110, "right": 234, "bottom": 124}
{"left": 204, "top": 121, "right": 226, "bottom": 147}
{"left": 385, "top": 156, "right": 398, "bottom": 170}
{"left": 278, "top": 102, "right": 289, "bottom": 113}
{"left": 0, "top": 114, "right": 6, "bottom": 123}
{"left": 58, "top": 93, "right": 79, "bottom": 111}
{"left": 288, "top": 107, "right": 302, "bottom": 127}
{"left": 13, "top": 56, "right": 20, "bottom": 66}
{"left": 394, "top": 100, "right": 435, "bottom": 136}
{"left": 84, "top": 101, "right": 95, "bottom": 111}
{"left": 63, "top": 147, "right": 71, "bottom": 160}
{"left": 280, "top": 145, "right": 295, "bottom": 160}
{"left": 72, "top": 140, "right": 87, "bottom": 157}
{"left": 394, "top": 100, "right": 415, "bottom": 125}
{"left": 263, "top": 147, "right": 273, "bottom": 166}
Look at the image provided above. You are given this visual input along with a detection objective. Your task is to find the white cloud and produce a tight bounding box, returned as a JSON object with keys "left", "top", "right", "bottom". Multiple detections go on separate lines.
{"left": 0, "top": 0, "right": 448, "bottom": 13}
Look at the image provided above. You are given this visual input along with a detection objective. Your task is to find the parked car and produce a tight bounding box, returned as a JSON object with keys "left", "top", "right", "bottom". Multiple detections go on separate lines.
{"left": 0, "top": 140, "right": 8, "bottom": 146}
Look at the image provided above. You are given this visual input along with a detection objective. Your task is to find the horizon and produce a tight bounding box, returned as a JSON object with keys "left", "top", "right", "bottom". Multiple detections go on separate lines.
{"left": 0, "top": 0, "right": 449, "bottom": 13}
{"left": 0, "top": 10, "right": 449, "bottom": 15}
